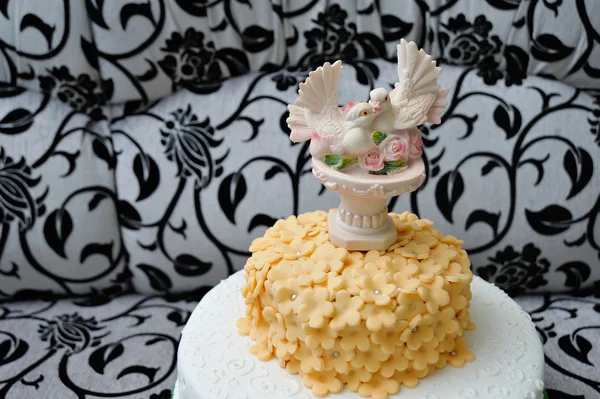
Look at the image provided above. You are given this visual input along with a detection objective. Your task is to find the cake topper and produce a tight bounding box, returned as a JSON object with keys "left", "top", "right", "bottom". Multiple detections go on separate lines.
{"left": 287, "top": 39, "right": 448, "bottom": 251}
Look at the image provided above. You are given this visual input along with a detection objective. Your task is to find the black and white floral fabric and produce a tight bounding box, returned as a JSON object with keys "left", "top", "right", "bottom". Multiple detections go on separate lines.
{"left": 1, "top": 1, "right": 600, "bottom": 398}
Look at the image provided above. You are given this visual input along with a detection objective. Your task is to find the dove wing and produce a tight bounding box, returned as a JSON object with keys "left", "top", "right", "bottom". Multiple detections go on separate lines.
{"left": 287, "top": 60, "right": 343, "bottom": 142}
{"left": 389, "top": 39, "right": 447, "bottom": 129}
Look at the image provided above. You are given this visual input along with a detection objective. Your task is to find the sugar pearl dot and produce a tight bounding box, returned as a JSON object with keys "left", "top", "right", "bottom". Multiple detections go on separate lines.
{"left": 450, "top": 351, "right": 456, "bottom": 356}
{"left": 374, "top": 289, "right": 382, "bottom": 295}
{"left": 296, "top": 251, "right": 301, "bottom": 254}
{"left": 412, "top": 327, "right": 418, "bottom": 333}
{"left": 290, "top": 294, "right": 298, "bottom": 301}
{"left": 333, "top": 351, "right": 340, "bottom": 358}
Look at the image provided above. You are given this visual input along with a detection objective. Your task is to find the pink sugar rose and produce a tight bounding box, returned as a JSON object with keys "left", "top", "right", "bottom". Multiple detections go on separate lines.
{"left": 381, "top": 135, "right": 409, "bottom": 162}
{"left": 361, "top": 148, "right": 384, "bottom": 172}
{"left": 408, "top": 128, "right": 423, "bottom": 160}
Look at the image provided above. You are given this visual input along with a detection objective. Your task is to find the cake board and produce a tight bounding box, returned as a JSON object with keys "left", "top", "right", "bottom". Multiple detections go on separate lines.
{"left": 174, "top": 271, "right": 545, "bottom": 399}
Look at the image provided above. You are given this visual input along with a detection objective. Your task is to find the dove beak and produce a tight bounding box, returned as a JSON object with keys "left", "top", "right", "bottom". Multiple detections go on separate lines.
{"left": 369, "top": 100, "right": 381, "bottom": 113}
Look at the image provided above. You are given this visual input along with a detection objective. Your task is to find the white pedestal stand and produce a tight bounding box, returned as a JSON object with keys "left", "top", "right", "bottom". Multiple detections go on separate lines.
{"left": 312, "top": 159, "right": 426, "bottom": 251}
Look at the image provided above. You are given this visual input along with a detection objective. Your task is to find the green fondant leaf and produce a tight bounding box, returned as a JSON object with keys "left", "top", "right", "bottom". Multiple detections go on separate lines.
{"left": 324, "top": 154, "right": 358, "bottom": 170}
{"left": 384, "top": 160, "right": 406, "bottom": 173}
{"left": 372, "top": 130, "right": 388, "bottom": 145}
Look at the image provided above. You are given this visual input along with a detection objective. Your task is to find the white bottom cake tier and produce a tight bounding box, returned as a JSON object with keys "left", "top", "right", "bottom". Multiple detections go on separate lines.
{"left": 175, "top": 271, "right": 545, "bottom": 399}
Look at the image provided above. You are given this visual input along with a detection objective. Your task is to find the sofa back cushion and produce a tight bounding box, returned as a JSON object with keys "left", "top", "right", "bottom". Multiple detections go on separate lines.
{"left": 0, "top": 91, "right": 129, "bottom": 299}
{"left": 1, "top": 1, "right": 598, "bottom": 110}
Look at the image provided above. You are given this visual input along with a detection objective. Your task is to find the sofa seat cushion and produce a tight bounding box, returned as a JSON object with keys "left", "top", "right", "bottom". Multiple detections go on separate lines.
{"left": 0, "top": 291, "right": 598, "bottom": 398}
{"left": 0, "top": 291, "right": 202, "bottom": 399}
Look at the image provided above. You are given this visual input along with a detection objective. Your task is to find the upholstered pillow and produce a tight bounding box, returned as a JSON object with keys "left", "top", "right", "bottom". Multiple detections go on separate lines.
{"left": 0, "top": 91, "right": 129, "bottom": 299}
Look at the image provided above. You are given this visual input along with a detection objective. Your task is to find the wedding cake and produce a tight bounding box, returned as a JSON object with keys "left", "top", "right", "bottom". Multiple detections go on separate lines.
{"left": 174, "top": 40, "right": 545, "bottom": 399}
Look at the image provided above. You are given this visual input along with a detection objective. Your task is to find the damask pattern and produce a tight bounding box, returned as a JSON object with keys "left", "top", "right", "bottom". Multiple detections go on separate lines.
{"left": 1, "top": 0, "right": 599, "bottom": 397}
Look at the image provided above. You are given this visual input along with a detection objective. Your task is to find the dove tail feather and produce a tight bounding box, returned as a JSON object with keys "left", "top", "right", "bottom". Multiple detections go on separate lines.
{"left": 425, "top": 88, "right": 448, "bottom": 125}
{"left": 287, "top": 104, "right": 312, "bottom": 142}
{"left": 295, "top": 60, "right": 343, "bottom": 116}
{"left": 395, "top": 39, "right": 442, "bottom": 100}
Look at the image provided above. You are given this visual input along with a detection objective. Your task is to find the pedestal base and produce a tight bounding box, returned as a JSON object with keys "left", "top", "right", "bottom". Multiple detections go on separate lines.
{"left": 328, "top": 213, "right": 396, "bottom": 251}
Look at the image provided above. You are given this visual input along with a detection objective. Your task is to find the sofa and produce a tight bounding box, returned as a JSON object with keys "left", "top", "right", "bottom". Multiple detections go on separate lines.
{"left": 0, "top": 1, "right": 599, "bottom": 398}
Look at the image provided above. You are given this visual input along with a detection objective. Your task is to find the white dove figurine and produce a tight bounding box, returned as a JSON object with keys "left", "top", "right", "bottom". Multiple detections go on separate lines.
{"left": 369, "top": 39, "right": 448, "bottom": 133}
{"left": 286, "top": 60, "right": 379, "bottom": 163}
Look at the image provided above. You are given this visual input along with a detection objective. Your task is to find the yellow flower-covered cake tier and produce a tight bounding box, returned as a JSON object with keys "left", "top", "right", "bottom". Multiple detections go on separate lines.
{"left": 237, "top": 210, "right": 475, "bottom": 399}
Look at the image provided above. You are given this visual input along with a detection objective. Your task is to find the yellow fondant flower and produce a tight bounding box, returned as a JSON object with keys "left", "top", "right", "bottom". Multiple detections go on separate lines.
{"left": 341, "top": 268, "right": 362, "bottom": 295}
{"left": 285, "top": 357, "right": 302, "bottom": 374}
{"left": 395, "top": 293, "right": 427, "bottom": 321}
{"left": 295, "top": 345, "right": 325, "bottom": 373}
{"left": 296, "top": 260, "right": 328, "bottom": 286}
{"left": 252, "top": 268, "right": 270, "bottom": 298}
{"left": 445, "top": 337, "right": 474, "bottom": 367}
{"left": 249, "top": 236, "right": 278, "bottom": 253}
{"left": 276, "top": 239, "right": 316, "bottom": 260}
{"left": 396, "top": 241, "right": 430, "bottom": 259}
{"left": 417, "top": 275, "right": 450, "bottom": 314}
{"left": 417, "top": 258, "right": 443, "bottom": 283}
{"left": 302, "top": 370, "right": 343, "bottom": 398}
{"left": 393, "top": 221, "right": 414, "bottom": 239}
{"left": 437, "top": 333, "right": 456, "bottom": 353}
{"left": 370, "top": 320, "right": 409, "bottom": 355}
{"left": 458, "top": 309, "right": 474, "bottom": 330}
{"left": 445, "top": 262, "right": 473, "bottom": 284}
{"left": 364, "top": 250, "right": 382, "bottom": 264}
{"left": 375, "top": 253, "right": 395, "bottom": 272}
{"left": 433, "top": 306, "right": 460, "bottom": 340}
{"left": 393, "top": 271, "right": 421, "bottom": 294}
{"left": 327, "top": 272, "right": 345, "bottom": 291}
{"left": 400, "top": 314, "right": 435, "bottom": 350}
{"left": 358, "top": 372, "right": 401, "bottom": 399}
{"left": 284, "top": 317, "right": 306, "bottom": 343}
{"left": 412, "top": 218, "right": 434, "bottom": 231}
{"left": 351, "top": 346, "right": 389, "bottom": 373}
{"left": 434, "top": 354, "right": 447, "bottom": 369}
{"left": 273, "top": 216, "right": 308, "bottom": 242}
{"left": 236, "top": 317, "right": 250, "bottom": 336}
{"left": 393, "top": 367, "right": 428, "bottom": 388}
{"left": 413, "top": 231, "right": 439, "bottom": 248}
{"left": 379, "top": 346, "right": 409, "bottom": 378}
{"left": 361, "top": 303, "right": 397, "bottom": 332}
{"left": 441, "top": 234, "right": 464, "bottom": 246}
{"left": 272, "top": 279, "right": 302, "bottom": 316}
{"left": 429, "top": 243, "right": 458, "bottom": 269}
{"left": 297, "top": 210, "right": 328, "bottom": 227}
{"left": 303, "top": 324, "right": 337, "bottom": 350}
{"left": 323, "top": 343, "right": 355, "bottom": 373}
{"left": 340, "top": 367, "right": 373, "bottom": 392}
{"left": 343, "top": 251, "right": 365, "bottom": 270}
{"left": 297, "top": 286, "right": 334, "bottom": 328}
{"left": 330, "top": 290, "right": 364, "bottom": 331}
{"left": 310, "top": 243, "right": 348, "bottom": 273}
{"left": 250, "top": 338, "right": 273, "bottom": 361}
{"left": 358, "top": 273, "right": 397, "bottom": 306}
{"left": 272, "top": 335, "right": 299, "bottom": 358}
{"left": 267, "top": 260, "right": 298, "bottom": 283}
{"left": 254, "top": 247, "right": 283, "bottom": 271}
{"left": 312, "top": 231, "right": 330, "bottom": 245}
{"left": 404, "top": 338, "right": 440, "bottom": 371}
{"left": 339, "top": 325, "right": 371, "bottom": 352}
{"left": 350, "top": 262, "right": 380, "bottom": 280}
{"left": 262, "top": 306, "right": 286, "bottom": 340}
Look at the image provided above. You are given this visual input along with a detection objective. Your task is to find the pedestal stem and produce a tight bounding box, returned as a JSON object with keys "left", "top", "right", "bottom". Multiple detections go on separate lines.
{"left": 337, "top": 194, "right": 388, "bottom": 231}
